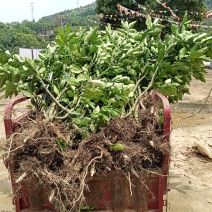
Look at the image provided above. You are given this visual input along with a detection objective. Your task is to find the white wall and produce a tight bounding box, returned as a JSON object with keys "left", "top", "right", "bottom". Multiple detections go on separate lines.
{"left": 19, "top": 48, "right": 41, "bottom": 59}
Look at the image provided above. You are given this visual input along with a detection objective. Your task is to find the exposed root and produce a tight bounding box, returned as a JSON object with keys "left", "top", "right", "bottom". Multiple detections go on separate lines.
{"left": 127, "top": 171, "right": 135, "bottom": 196}
{"left": 15, "top": 172, "right": 27, "bottom": 183}
{"left": 72, "top": 151, "right": 103, "bottom": 209}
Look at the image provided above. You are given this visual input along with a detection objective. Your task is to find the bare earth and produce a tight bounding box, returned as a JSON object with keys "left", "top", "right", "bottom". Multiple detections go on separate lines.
{"left": 168, "top": 70, "right": 212, "bottom": 212}
{"left": 0, "top": 70, "right": 211, "bottom": 212}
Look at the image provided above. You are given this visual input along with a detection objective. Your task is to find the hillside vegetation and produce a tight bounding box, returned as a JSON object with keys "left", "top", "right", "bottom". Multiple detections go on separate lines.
{"left": 0, "top": 3, "right": 98, "bottom": 53}
{"left": 205, "top": 0, "right": 212, "bottom": 10}
{"left": 39, "top": 2, "right": 98, "bottom": 28}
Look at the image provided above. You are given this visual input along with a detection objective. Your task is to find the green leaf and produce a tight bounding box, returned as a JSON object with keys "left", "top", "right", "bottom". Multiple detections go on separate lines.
{"left": 179, "top": 47, "right": 187, "bottom": 58}
{"left": 199, "top": 56, "right": 212, "bottom": 62}
{"left": 175, "top": 76, "right": 183, "bottom": 83}
{"left": 62, "top": 72, "right": 72, "bottom": 83}
{"left": 57, "top": 27, "right": 67, "bottom": 43}
{"left": 53, "top": 85, "right": 60, "bottom": 95}
{"left": 14, "top": 54, "right": 24, "bottom": 63}
{"left": 126, "top": 48, "right": 136, "bottom": 56}
{"left": 93, "top": 106, "right": 100, "bottom": 114}
{"left": 193, "top": 33, "right": 207, "bottom": 42}
{"left": 0, "top": 52, "right": 8, "bottom": 65}
{"left": 81, "top": 206, "right": 96, "bottom": 211}
{"left": 25, "top": 57, "right": 36, "bottom": 72}
{"left": 166, "top": 43, "right": 176, "bottom": 54}
{"left": 56, "top": 139, "right": 66, "bottom": 152}
{"left": 182, "top": 76, "right": 191, "bottom": 85}
{"left": 52, "top": 61, "right": 63, "bottom": 71}
{"left": 67, "top": 90, "right": 74, "bottom": 98}
{"left": 129, "top": 21, "right": 137, "bottom": 29}
{"left": 189, "top": 48, "right": 207, "bottom": 59}
{"left": 110, "top": 143, "right": 125, "bottom": 151}
{"left": 4, "top": 82, "right": 18, "bottom": 98}
{"left": 108, "top": 108, "right": 119, "bottom": 117}
{"left": 142, "top": 63, "right": 154, "bottom": 74}
{"left": 132, "top": 51, "right": 145, "bottom": 56}
{"left": 89, "top": 27, "right": 99, "bottom": 41}
{"left": 70, "top": 64, "right": 82, "bottom": 74}
{"left": 89, "top": 80, "right": 106, "bottom": 88}
{"left": 201, "top": 36, "right": 212, "bottom": 44}
{"left": 65, "top": 25, "right": 71, "bottom": 33}
{"left": 146, "top": 15, "right": 152, "bottom": 30}
{"left": 90, "top": 123, "right": 95, "bottom": 132}
{"left": 113, "top": 76, "right": 133, "bottom": 84}
{"left": 101, "top": 114, "right": 110, "bottom": 121}
{"left": 67, "top": 32, "right": 76, "bottom": 41}
{"left": 158, "top": 85, "right": 177, "bottom": 96}
{"left": 83, "top": 88, "right": 103, "bottom": 99}
{"left": 22, "top": 91, "right": 33, "bottom": 98}
{"left": 174, "top": 62, "right": 191, "bottom": 71}
{"left": 158, "top": 42, "right": 165, "bottom": 63}
{"left": 181, "top": 11, "right": 188, "bottom": 26}
{"left": 171, "top": 24, "right": 179, "bottom": 35}
{"left": 161, "top": 62, "right": 171, "bottom": 68}
{"left": 0, "top": 76, "right": 7, "bottom": 88}
{"left": 80, "top": 117, "right": 92, "bottom": 126}
{"left": 148, "top": 28, "right": 162, "bottom": 36}
{"left": 12, "top": 74, "right": 21, "bottom": 83}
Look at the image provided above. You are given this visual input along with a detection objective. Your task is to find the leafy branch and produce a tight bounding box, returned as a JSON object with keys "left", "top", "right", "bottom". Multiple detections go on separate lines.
{"left": 0, "top": 14, "right": 211, "bottom": 135}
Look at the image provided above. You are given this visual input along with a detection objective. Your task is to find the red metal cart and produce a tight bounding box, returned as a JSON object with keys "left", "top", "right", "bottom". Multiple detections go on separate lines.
{"left": 4, "top": 91, "right": 171, "bottom": 212}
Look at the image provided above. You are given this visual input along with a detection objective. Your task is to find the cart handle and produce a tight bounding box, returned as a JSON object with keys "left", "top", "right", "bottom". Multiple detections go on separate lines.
{"left": 4, "top": 95, "right": 28, "bottom": 138}
{"left": 154, "top": 90, "right": 171, "bottom": 141}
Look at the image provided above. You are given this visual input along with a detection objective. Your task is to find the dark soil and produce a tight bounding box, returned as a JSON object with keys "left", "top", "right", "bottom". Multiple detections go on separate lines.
{"left": 2, "top": 94, "right": 169, "bottom": 211}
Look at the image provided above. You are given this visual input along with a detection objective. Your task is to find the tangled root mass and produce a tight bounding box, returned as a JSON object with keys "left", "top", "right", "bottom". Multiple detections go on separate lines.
{"left": 3, "top": 94, "right": 169, "bottom": 211}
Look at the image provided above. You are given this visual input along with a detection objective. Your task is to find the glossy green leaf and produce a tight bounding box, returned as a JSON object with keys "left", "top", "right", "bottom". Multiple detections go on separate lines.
{"left": 158, "top": 85, "right": 177, "bottom": 96}
{"left": 53, "top": 85, "right": 60, "bottom": 95}
{"left": 56, "top": 139, "right": 66, "bottom": 152}
{"left": 0, "top": 76, "right": 7, "bottom": 88}
{"left": 171, "top": 24, "right": 179, "bottom": 35}
{"left": 70, "top": 64, "right": 82, "bottom": 74}
{"left": 158, "top": 42, "right": 165, "bottom": 62}
{"left": 110, "top": 143, "right": 125, "bottom": 151}
{"left": 0, "top": 53, "right": 8, "bottom": 65}
{"left": 146, "top": 15, "right": 152, "bottom": 30}
{"left": 189, "top": 48, "right": 207, "bottom": 59}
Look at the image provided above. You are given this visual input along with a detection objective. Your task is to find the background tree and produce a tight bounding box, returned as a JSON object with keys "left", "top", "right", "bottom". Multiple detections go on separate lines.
{"left": 145, "top": 0, "right": 205, "bottom": 22}
{"left": 0, "top": 3, "right": 97, "bottom": 53}
{"left": 95, "top": 0, "right": 146, "bottom": 29}
{"left": 95, "top": 0, "right": 207, "bottom": 31}
{"left": 204, "top": 0, "right": 212, "bottom": 10}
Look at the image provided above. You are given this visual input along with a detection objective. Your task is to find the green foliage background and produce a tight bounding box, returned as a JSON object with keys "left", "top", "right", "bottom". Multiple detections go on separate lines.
{"left": 0, "top": 1, "right": 211, "bottom": 53}
{"left": 95, "top": 0, "right": 210, "bottom": 30}
{"left": 0, "top": 3, "right": 98, "bottom": 53}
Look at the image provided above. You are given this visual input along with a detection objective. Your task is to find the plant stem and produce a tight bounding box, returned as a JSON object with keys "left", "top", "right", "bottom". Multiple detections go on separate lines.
{"left": 121, "top": 66, "right": 159, "bottom": 118}
{"left": 39, "top": 77, "right": 74, "bottom": 117}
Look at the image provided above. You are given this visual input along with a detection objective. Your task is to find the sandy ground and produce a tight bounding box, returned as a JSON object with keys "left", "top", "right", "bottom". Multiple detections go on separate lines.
{"left": 0, "top": 70, "right": 211, "bottom": 212}
{"left": 167, "top": 70, "right": 212, "bottom": 212}
{"left": 168, "top": 114, "right": 212, "bottom": 212}
{"left": 0, "top": 98, "right": 15, "bottom": 212}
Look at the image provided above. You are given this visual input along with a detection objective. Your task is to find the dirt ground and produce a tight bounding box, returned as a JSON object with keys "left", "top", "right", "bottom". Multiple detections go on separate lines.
{"left": 0, "top": 69, "right": 211, "bottom": 212}
{"left": 168, "top": 69, "right": 212, "bottom": 212}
